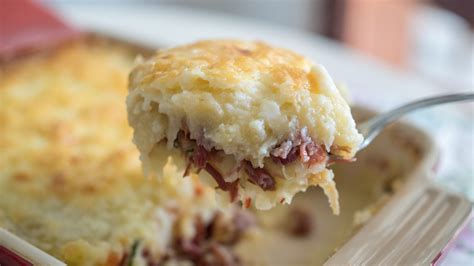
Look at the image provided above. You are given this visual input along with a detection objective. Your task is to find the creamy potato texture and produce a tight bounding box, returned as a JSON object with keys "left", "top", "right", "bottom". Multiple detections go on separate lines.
{"left": 127, "top": 40, "right": 363, "bottom": 212}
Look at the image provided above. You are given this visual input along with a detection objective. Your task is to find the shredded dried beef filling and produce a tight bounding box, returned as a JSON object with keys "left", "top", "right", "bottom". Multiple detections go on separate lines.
{"left": 159, "top": 210, "right": 255, "bottom": 266}
{"left": 242, "top": 161, "right": 275, "bottom": 191}
{"left": 174, "top": 127, "right": 350, "bottom": 201}
{"left": 272, "top": 145, "right": 299, "bottom": 165}
{"left": 204, "top": 163, "right": 239, "bottom": 201}
{"left": 193, "top": 145, "right": 209, "bottom": 169}
{"left": 131, "top": 211, "right": 255, "bottom": 266}
{"left": 175, "top": 130, "right": 276, "bottom": 198}
{"left": 271, "top": 127, "right": 327, "bottom": 167}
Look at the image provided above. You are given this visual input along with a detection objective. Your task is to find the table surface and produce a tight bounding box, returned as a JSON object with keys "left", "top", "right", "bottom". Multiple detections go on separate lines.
{"left": 48, "top": 3, "right": 474, "bottom": 265}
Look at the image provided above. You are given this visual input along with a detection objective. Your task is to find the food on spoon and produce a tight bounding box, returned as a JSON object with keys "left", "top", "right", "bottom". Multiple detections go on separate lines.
{"left": 127, "top": 40, "right": 363, "bottom": 213}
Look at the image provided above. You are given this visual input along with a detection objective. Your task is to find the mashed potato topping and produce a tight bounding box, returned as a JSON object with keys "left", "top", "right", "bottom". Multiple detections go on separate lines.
{"left": 0, "top": 40, "right": 254, "bottom": 266}
{"left": 127, "top": 40, "right": 363, "bottom": 213}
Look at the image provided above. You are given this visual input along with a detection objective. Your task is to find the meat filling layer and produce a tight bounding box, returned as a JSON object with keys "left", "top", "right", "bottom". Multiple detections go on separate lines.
{"left": 174, "top": 127, "right": 337, "bottom": 201}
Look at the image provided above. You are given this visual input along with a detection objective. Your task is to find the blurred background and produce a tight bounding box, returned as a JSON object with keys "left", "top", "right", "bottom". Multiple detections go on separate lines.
{"left": 43, "top": 0, "right": 473, "bottom": 91}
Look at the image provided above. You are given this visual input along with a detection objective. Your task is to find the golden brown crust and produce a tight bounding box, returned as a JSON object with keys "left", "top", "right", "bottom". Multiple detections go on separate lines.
{"left": 1, "top": 40, "right": 140, "bottom": 198}
{"left": 136, "top": 40, "right": 316, "bottom": 94}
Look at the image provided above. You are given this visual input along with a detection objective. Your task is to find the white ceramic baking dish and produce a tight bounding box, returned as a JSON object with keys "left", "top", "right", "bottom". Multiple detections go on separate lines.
{"left": 325, "top": 108, "right": 472, "bottom": 265}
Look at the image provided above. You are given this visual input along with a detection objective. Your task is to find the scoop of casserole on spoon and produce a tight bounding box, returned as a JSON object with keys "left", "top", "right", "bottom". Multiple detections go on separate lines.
{"left": 126, "top": 38, "right": 473, "bottom": 214}
{"left": 127, "top": 39, "right": 363, "bottom": 214}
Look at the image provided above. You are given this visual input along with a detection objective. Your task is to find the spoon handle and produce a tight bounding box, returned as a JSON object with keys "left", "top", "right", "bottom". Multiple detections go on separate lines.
{"left": 357, "top": 93, "right": 474, "bottom": 151}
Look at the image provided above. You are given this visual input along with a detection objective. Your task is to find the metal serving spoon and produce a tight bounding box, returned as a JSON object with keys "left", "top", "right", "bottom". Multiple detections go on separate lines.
{"left": 357, "top": 92, "right": 474, "bottom": 151}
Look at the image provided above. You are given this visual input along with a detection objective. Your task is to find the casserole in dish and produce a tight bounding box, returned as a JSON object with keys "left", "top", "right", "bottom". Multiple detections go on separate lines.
{"left": 0, "top": 35, "right": 470, "bottom": 265}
